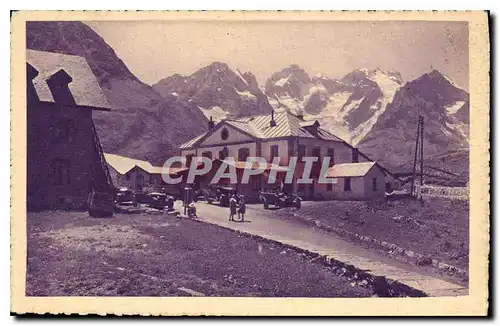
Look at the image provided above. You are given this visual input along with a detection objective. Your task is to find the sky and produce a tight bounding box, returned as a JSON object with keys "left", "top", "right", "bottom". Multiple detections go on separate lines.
{"left": 86, "top": 20, "right": 469, "bottom": 90}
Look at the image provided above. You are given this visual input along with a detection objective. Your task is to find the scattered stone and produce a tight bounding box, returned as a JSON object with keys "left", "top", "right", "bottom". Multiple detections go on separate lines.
{"left": 438, "top": 262, "right": 450, "bottom": 270}
{"left": 392, "top": 215, "right": 404, "bottom": 223}
{"left": 405, "top": 250, "right": 415, "bottom": 258}
{"left": 416, "top": 257, "right": 432, "bottom": 266}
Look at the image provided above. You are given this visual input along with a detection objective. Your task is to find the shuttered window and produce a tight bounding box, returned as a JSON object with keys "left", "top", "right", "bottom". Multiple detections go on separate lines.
{"left": 344, "top": 178, "right": 351, "bottom": 192}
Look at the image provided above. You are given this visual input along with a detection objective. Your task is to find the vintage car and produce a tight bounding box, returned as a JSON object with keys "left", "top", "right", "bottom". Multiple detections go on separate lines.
{"left": 259, "top": 190, "right": 302, "bottom": 209}
{"left": 115, "top": 187, "right": 137, "bottom": 206}
{"left": 88, "top": 190, "right": 114, "bottom": 218}
{"left": 201, "top": 185, "right": 237, "bottom": 207}
{"left": 147, "top": 192, "right": 168, "bottom": 210}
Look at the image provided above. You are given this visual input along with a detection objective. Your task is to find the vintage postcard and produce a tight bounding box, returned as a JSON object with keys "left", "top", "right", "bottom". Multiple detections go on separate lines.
{"left": 10, "top": 11, "right": 490, "bottom": 316}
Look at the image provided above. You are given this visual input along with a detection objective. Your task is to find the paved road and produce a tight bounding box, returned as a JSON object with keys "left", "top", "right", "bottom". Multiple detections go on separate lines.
{"left": 175, "top": 201, "right": 467, "bottom": 297}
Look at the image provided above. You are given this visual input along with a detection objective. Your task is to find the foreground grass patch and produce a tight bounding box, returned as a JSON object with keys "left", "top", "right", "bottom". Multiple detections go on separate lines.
{"left": 26, "top": 211, "right": 372, "bottom": 297}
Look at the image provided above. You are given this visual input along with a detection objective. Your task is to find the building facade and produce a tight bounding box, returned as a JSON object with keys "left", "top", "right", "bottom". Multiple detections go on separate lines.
{"left": 179, "top": 111, "right": 389, "bottom": 201}
{"left": 26, "top": 49, "right": 113, "bottom": 210}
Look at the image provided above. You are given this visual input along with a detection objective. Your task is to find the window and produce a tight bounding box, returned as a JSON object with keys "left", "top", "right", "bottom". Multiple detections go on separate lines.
{"left": 221, "top": 128, "right": 229, "bottom": 141}
{"left": 53, "top": 159, "right": 70, "bottom": 185}
{"left": 372, "top": 177, "right": 377, "bottom": 191}
{"left": 312, "top": 147, "right": 321, "bottom": 162}
{"left": 54, "top": 117, "right": 75, "bottom": 142}
{"left": 297, "top": 144, "right": 306, "bottom": 161}
{"left": 327, "top": 183, "right": 333, "bottom": 191}
{"left": 219, "top": 147, "right": 229, "bottom": 160}
{"left": 327, "top": 148, "right": 335, "bottom": 166}
{"left": 251, "top": 175, "right": 261, "bottom": 191}
{"left": 125, "top": 173, "right": 131, "bottom": 180}
{"left": 270, "top": 145, "right": 279, "bottom": 162}
{"left": 352, "top": 149, "right": 359, "bottom": 163}
{"left": 238, "top": 147, "right": 250, "bottom": 162}
{"left": 202, "top": 151, "right": 212, "bottom": 159}
{"left": 344, "top": 177, "right": 351, "bottom": 192}
{"left": 185, "top": 154, "right": 194, "bottom": 167}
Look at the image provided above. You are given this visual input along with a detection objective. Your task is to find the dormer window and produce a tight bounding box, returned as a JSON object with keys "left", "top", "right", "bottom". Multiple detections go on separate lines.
{"left": 300, "top": 120, "right": 320, "bottom": 135}
{"left": 46, "top": 69, "right": 76, "bottom": 105}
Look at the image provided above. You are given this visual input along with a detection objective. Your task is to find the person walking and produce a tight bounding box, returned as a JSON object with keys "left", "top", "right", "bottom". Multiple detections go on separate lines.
{"left": 229, "top": 194, "right": 238, "bottom": 221}
{"left": 238, "top": 195, "right": 246, "bottom": 222}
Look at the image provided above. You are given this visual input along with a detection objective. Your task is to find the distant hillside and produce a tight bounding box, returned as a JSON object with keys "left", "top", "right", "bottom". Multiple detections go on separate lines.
{"left": 397, "top": 149, "right": 469, "bottom": 187}
{"left": 152, "top": 62, "right": 272, "bottom": 121}
{"left": 26, "top": 21, "right": 208, "bottom": 165}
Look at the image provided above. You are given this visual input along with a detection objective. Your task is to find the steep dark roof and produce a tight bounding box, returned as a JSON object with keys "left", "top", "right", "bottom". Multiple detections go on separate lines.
{"left": 26, "top": 49, "right": 111, "bottom": 110}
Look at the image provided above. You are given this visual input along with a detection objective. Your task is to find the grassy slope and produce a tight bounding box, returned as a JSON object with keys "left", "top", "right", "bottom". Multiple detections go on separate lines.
{"left": 275, "top": 198, "right": 469, "bottom": 270}
{"left": 26, "top": 211, "right": 372, "bottom": 297}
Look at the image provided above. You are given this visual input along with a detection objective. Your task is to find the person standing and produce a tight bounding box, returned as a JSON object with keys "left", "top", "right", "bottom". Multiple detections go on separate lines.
{"left": 229, "top": 194, "right": 238, "bottom": 221}
{"left": 238, "top": 195, "right": 246, "bottom": 222}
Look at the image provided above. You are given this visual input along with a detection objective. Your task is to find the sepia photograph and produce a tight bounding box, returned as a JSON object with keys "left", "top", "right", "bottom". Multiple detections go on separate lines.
{"left": 10, "top": 11, "right": 490, "bottom": 316}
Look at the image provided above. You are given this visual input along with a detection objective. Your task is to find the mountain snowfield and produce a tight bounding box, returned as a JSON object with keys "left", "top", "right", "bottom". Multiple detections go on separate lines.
{"left": 266, "top": 66, "right": 405, "bottom": 145}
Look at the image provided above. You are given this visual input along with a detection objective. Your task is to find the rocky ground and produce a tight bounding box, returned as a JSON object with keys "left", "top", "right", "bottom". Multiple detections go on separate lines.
{"left": 26, "top": 211, "right": 374, "bottom": 297}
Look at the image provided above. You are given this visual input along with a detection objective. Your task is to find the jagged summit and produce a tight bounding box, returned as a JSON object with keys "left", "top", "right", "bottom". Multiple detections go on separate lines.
{"left": 152, "top": 61, "right": 272, "bottom": 119}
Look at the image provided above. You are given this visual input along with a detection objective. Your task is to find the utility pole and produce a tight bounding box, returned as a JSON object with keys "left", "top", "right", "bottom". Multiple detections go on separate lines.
{"left": 411, "top": 117, "right": 421, "bottom": 196}
{"left": 420, "top": 117, "right": 424, "bottom": 188}
{"left": 410, "top": 115, "right": 425, "bottom": 197}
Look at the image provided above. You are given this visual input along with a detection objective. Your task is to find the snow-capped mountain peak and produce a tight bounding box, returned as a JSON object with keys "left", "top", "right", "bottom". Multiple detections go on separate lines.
{"left": 152, "top": 62, "right": 272, "bottom": 118}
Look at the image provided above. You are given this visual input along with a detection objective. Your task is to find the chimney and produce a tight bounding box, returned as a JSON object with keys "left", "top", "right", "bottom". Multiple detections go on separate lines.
{"left": 208, "top": 116, "right": 215, "bottom": 130}
{"left": 270, "top": 110, "right": 276, "bottom": 127}
{"left": 46, "top": 69, "right": 76, "bottom": 105}
{"left": 27, "top": 63, "right": 39, "bottom": 103}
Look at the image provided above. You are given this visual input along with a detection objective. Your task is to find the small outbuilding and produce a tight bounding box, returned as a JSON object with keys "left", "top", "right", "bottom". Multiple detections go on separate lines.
{"left": 316, "top": 162, "right": 386, "bottom": 200}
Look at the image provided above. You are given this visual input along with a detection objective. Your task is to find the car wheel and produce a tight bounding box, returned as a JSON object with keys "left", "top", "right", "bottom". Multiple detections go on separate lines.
{"left": 263, "top": 202, "right": 269, "bottom": 209}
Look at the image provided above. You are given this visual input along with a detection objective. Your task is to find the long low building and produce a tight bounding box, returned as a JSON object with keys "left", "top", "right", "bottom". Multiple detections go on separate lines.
{"left": 179, "top": 111, "right": 398, "bottom": 201}
{"left": 104, "top": 153, "right": 185, "bottom": 193}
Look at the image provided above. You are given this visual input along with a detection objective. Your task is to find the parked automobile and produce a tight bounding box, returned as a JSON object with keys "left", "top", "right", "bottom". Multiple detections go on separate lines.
{"left": 148, "top": 192, "right": 167, "bottom": 210}
{"left": 202, "top": 185, "right": 237, "bottom": 207}
{"left": 88, "top": 190, "right": 114, "bottom": 218}
{"left": 259, "top": 191, "right": 301, "bottom": 209}
{"left": 115, "top": 187, "right": 137, "bottom": 206}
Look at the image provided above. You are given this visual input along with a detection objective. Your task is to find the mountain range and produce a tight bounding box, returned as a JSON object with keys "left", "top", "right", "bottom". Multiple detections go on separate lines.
{"left": 26, "top": 21, "right": 469, "bottom": 177}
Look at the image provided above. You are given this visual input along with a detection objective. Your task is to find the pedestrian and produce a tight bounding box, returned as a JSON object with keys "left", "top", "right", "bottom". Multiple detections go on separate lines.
{"left": 238, "top": 195, "right": 246, "bottom": 222}
{"left": 229, "top": 194, "right": 238, "bottom": 221}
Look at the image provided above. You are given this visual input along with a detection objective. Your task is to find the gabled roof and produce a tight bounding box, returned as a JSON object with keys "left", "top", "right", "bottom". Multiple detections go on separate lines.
{"left": 180, "top": 111, "right": 345, "bottom": 149}
{"left": 104, "top": 153, "right": 156, "bottom": 175}
{"left": 26, "top": 49, "right": 111, "bottom": 110}
{"left": 325, "top": 162, "right": 378, "bottom": 178}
